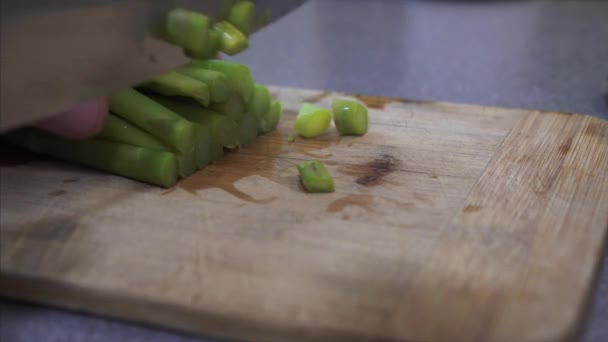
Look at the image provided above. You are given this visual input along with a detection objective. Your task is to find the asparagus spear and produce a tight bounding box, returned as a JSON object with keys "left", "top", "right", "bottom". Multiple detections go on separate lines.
{"left": 258, "top": 100, "right": 283, "bottom": 134}
{"left": 331, "top": 99, "right": 369, "bottom": 136}
{"left": 109, "top": 88, "right": 197, "bottom": 154}
{"left": 4, "top": 128, "right": 179, "bottom": 188}
{"left": 165, "top": 8, "right": 209, "bottom": 52}
{"left": 148, "top": 95, "right": 240, "bottom": 149}
{"left": 228, "top": 1, "right": 256, "bottom": 36}
{"left": 250, "top": 84, "right": 271, "bottom": 128}
{"left": 96, "top": 113, "right": 171, "bottom": 152}
{"left": 209, "top": 95, "right": 246, "bottom": 122}
{"left": 176, "top": 67, "right": 234, "bottom": 103}
{"left": 213, "top": 21, "right": 249, "bottom": 56}
{"left": 238, "top": 112, "right": 259, "bottom": 146}
{"left": 185, "top": 29, "right": 220, "bottom": 60}
{"left": 190, "top": 60, "right": 254, "bottom": 103}
{"left": 296, "top": 160, "right": 335, "bottom": 193}
{"left": 139, "top": 71, "right": 210, "bottom": 106}
{"left": 294, "top": 103, "right": 331, "bottom": 138}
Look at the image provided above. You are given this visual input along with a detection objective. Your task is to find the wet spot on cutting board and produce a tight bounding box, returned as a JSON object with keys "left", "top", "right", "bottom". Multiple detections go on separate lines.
{"left": 355, "top": 94, "right": 395, "bottom": 109}
{"left": 327, "top": 194, "right": 376, "bottom": 213}
{"left": 584, "top": 119, "right": 607, "bottom": 138}
{"left": 559, "top": 141, "right": 571, "bottom": 156}
{"left": 338, "top": 154, "right": 401, "bottom": 186}
{"left": 48, "top": 190, "right": 67, "bottom": 197}
{"left": 463, "top": 205, "right": 482, "bottom": 213}
{"left": 304, "top": 91, "right": 330, "bottom": 103}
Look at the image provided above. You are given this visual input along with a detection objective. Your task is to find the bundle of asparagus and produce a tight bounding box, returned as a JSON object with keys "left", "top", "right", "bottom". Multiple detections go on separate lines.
{"left": 2, "top": 2, "right": 283, "bottom": 188}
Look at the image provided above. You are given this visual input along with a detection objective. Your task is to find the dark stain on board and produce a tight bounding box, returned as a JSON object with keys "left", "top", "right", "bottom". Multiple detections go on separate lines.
{"left": 338, "top": 154, "right": 401, "bottom": 186}
{"left": 463, "top": 205, "right": 482, "bottom": 213}
{"left": 584, "top": 119, "right": 607, "bottom": 138}
{"left": 328, "top": 194, "right": 376, "bottom": 214}
{"left": 63, "top": 178, "right": 79, "bottom": 183}
{"left": 48, "top": 190, "right": 67, "bottom": 197}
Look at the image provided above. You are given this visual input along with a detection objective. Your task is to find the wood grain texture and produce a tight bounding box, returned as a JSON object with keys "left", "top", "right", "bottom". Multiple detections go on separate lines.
{"left": 1, "top": 86, "right": 607, "bottom": 342}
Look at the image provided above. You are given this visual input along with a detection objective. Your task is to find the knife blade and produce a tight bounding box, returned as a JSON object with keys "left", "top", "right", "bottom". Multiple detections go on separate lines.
{"left": 0, "top": 0, "right": 306, "bottom": 133}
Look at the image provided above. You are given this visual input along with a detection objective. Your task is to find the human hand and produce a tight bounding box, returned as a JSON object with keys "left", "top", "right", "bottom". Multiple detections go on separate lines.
{"left": 34, "top": 98, "right": 108, "bottom": 140}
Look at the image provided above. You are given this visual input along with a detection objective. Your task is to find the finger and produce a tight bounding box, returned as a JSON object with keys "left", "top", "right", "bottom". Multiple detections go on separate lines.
{"left": 34, "top": 98, "right": 108, "bottom": 140}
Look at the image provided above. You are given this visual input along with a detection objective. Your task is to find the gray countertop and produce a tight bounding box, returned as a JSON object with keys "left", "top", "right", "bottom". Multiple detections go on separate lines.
{"left": 1, "top": 0, "right": 607, "bottom": 341}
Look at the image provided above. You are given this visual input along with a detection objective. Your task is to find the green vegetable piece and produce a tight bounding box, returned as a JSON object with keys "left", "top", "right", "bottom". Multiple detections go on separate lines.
{"left": 139, "top": 71, "right": 210, "bottom": 106}
{"left": 149, "top": 95, "right": 240, "bottom": 148}
{"left": 294, "top": 103, "right": 331, "bottom": 138}
{"left": 296, "top": 160, "right": 335, "bottom": 193}
{"left": 249, "top": 84, "right": 272, "bottom": 131}
{"left": 177, "top": 67, "right": 234, "bottom": 103}
{"left": 191, "top": 60, "right": 254, "bottom": 103}
{"left": 186, "top": 29, "right": 220, "bottom": 60}
{"left": 209, "top": 142, "right": 225, "bottom": 162}
{"left": 238, "top": 113, "right": 259, "bottom": 146}
{"left": 287, "top": 134, "right": 296, "bottom": 143}
{"left": 213, "top": 21, "right": 249, "bottom": 56}
{"left": 109, "top": 88, "right": 196, "bottom": 155}
{"left": 4, "top": 128, "right": 179, "bottom": 188}
{"left": 332, "top": 99, "right": 369, "bottom": 136}
{"left": 97, "top": 114, "right": 171, "bottom": 152}
{"left": 228, "top": 1, "right": 256, "bottom": 36}
{"left": 257, "top": 99, "right": 283, "bottom": 134}
{"left": 165, "top": 8, "right": 209, "bottom": 52}
{"left": 210, "top": 95, "right": 246, "bottom": 122}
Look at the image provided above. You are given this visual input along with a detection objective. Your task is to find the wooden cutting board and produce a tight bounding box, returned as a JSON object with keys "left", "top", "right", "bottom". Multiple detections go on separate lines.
{"left": 1, "top": 86, "right": 607, "bottom": 342}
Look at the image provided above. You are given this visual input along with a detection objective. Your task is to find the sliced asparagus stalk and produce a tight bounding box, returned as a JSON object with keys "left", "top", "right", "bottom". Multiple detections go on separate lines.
{"left": 258, "top": 100, "right": 283, "bottom": 134}
{"left": 190, "top": 60, "right": 254, "bottom": 103}
{"left": 186, "top": 29, "right": 220, "bottom": 60}
{"left": 109, "top": 88, "right": 197, "bottom": 155}
{"left": 228, "top": 1, "right": 256, "bottom": 36}
{"left": 331, "top": 99, "right": 369, "bottom": 136}
{"left": 296, "top": 160, "right": 335, "bottom": 193}
{"left": 139, "top": 71, "right": 210, "bottom": 106}
{"left": 165, "top": 8, "right": 209, "bottom": 52}
{"left": 148, "top": 95, "right": 240, "bottom": 148}
{"left": 176, "top": 67, "right": 234, "bottom": 103}
{"left": 97, "top": 113, "right": 171, "bottom": 152}
{"left": 4, "top": 128, "right": 179, "bottom": 188}
{"left": 213, "top": 21, "right": 249, "bottom": 56}
{"left": 238, "top": 112, "right": 259, "bottom": 146}
{"left": 209, "top": 95, "right": 246, "bottom": 122}
{"left": 250, "top": 83, "right": 271, "bottom": 124}
{"left": 294, "top": 103, "right": 331, "bottom": 138}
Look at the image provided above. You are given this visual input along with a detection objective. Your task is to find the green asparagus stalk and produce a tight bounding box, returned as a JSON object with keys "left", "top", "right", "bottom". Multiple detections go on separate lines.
{"left": 249, "top": 84, "right": 271, "bottom": 131}
{"left": 209, "top": 95, "right": 246, "bottom": 122}
{"left": 148, "top": 95, "right": 240, "bottom": 149}
{"left": 238, "top": 112, "right": 259, "bottom": 146}
{"left": 294, "top": 103, "right": 331, "bottom": 138}
{"left": 165, "top": 8, "right": 209, "bottom": 52}
{"left": 96, "top": 113, "right": 171, "bottom": 152}
{"left": 213, "top": 21, "right": 249, "bottom": 56}
{"left": 331, "top": 99, "right": 369, "bottom": 136}
{"left": 139, "top": 71, "right": 210, "bottom": 106}
{"left": 185, "top": 29, "right": 220, "bottom": 60}
{"left": 258, "top": 100, "right": 283, "bottom": 134}
{"left": 228, "top": 1, "right": 256, "bottom": 36}
{"left": 190, "top": 60, "right": 254, "bottom": 103}
{"left": 176, "top": 67, "right": 234, "bottom": 103}
{"left": 4, "top": 128, "right": 179, "bottom": 188}
{"left": 296, "top": 160, "right": 335, "bottom": 193}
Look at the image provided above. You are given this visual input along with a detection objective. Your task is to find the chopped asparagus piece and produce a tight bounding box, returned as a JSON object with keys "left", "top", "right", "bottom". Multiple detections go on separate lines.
{"left": 186, "top": 29, "right": 220, "bottom": 60}
{"left": 287, "top": 134, "right": 296, "bottom": 143}
{"left": 296, "top": 160, "right": 335, "bottom": 193}
{"left": 332, "top": 99, "right": 369, "bottom": 136}
{"left": 109, "top": 88, "right": 196, "bottom": 155}
{"left": 191, "top": 60, "right": 254, "bottom": 103}
{"left": 238, "top": 113, "right": 259, "bottom": 146}
{"left": 97, "top": 113, "right": 171, "bottom": 152}
{"left": 139, "top": 71, "right": 210, "bottom": 106}
{"left": 209, "top": 142, "right": 225, "bottom": 162}
{"left": 228, "top": 1, "right": 256, "bottom": 36}
{"left": 192, "top": 123, "right": 213, "bottom": 168}
{"left": 210, "top": 95, "right": 246, "bottom": 122}
{"left": 177, "top": 67, "right": 234, "bottom": 103}
{"left": 149, "top": 95, "right": 240, "bottom": 148}
{"left": 257, "top": 100, "right": 283, "bottom": 134}
{"left": 4, "top": 128, "right": 179, "bottom": 188}
{"left": 165, "top": 8, "right": 209, "bottom": 52}
{"left": 294, "top": 103, "right": 330, "bottom": 138}
{"left": 250, "top": 83, "right": 271, "bottom": 120}
{"left": 213, "top": 21, "right": 249, "bottom": 56}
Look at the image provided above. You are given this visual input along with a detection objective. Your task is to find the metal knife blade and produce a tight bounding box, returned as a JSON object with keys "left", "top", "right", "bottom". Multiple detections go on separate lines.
{"left": 0, "top": 0, "right": 306, "bottom": 132}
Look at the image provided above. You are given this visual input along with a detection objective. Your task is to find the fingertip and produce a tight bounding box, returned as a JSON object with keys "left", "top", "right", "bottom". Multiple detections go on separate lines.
{"left": 35, "top": 99, "right": 109, "bottom": 140}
